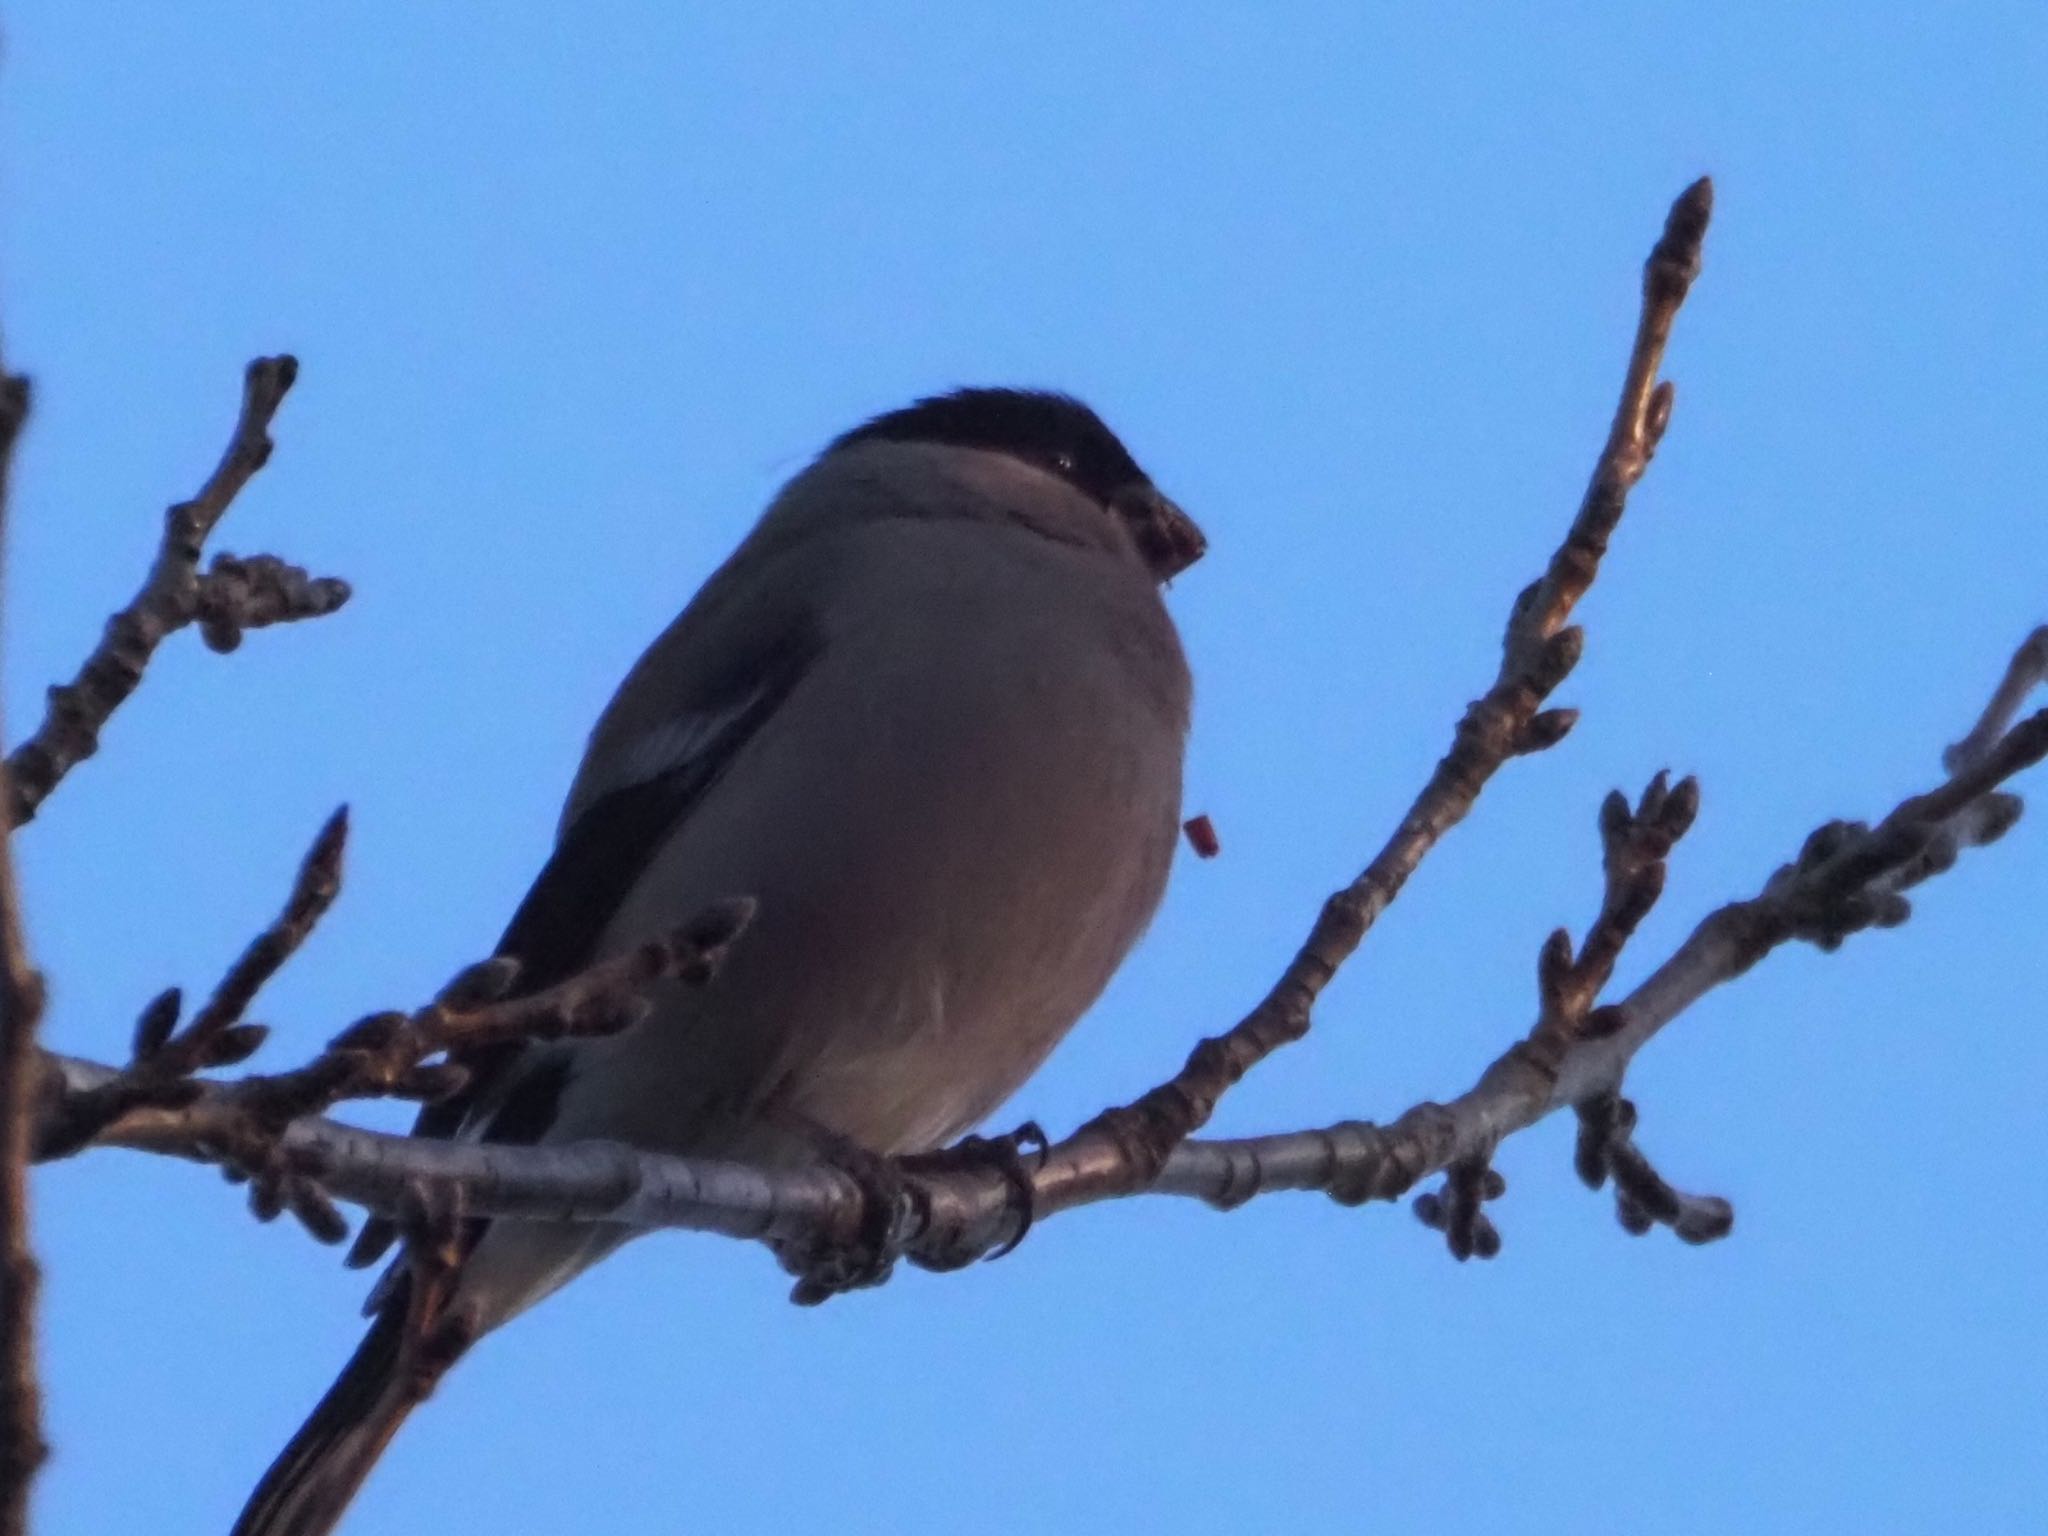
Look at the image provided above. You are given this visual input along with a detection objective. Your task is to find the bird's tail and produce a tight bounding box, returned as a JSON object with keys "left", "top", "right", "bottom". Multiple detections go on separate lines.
{"left": 230, "top": 1305, "right": 437, "bottom": 1536}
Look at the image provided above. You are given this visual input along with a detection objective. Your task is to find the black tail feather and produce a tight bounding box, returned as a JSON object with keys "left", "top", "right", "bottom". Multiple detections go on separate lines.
{"left": 231, "top": 1307, "right": 423, "bottom": 1536}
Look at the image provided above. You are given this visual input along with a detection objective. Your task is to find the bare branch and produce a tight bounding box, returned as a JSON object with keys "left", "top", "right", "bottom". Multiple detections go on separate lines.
{"left": 1573, "top": 1093, "right": 1732, "bottom": 1244}
{"left": 2, "top": 356, "right": 349, "bottom": 826}
{"left": 165, "top": 805, "right": 348, "bottom": 1071}
{"left": 33, "top": 893, "right": 758, "bottom": 1252}
{"left": 1566, "top": 772, "right": 1699, "bottom": 1020}
{"left": 7, "top": 174, "right": 2039, "bottom": 1380}
{"left": 1409, "top": 768, "right": 1701, "bottom": 1257}
{"left": 32, "top": 619, "right": 2040, "bottom": 1282}
{"left": 0, "top": 352, "right": 50, "bottom": 1536}
{"left": 31, "top": 809, "right": 352, "bottom": 1165}
{"left": 193, "top": 552, "right": 351, "bottom": 655}
{"left": 1155, "top": 636, "right": 2048, "bottom": 1236}
{"left": 1064, "top": 177, "right": 1715, "bottom": 1195}
{"left": 1946, "top": 624, "right": 2048, "bottom": 773}
{"left": 19, "top": 182, "right": 2040, "bottom": 1324}
{"left": 407, "top": 895, "right": 756, "bottom": 1060}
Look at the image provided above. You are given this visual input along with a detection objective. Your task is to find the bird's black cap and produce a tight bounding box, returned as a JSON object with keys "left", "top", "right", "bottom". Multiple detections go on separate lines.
{"left": 831, "top": 387, "right": 1152, "bottom": 509}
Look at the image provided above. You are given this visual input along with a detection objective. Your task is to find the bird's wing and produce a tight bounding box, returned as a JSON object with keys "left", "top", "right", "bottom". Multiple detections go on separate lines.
{"left": 340, "top": 554, "right": 824, "bottom": 1272}
{"left": 429, "top": 610, "right": 821, "bottom": 1145}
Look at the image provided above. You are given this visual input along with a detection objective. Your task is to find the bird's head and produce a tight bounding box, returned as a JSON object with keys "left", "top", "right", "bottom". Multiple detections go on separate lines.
{"left": 829, "top": 387, "right": 1207, "bottom": 582}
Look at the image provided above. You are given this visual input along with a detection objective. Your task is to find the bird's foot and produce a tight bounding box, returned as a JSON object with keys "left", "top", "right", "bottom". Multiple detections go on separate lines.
{"left": 393, "top": 1179, "right": 480, "bottom": 1400}
{"left": 900, "top": 1119, "right": 1048, "bottom": 1267}
{"left": 781, "top": 1131, "right": 908, "bottom": 1306}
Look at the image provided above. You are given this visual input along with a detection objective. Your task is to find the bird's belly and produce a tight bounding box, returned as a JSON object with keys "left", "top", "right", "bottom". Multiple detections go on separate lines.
{"left": 545, "top": 633, "right": 1180, "bottom": 1158}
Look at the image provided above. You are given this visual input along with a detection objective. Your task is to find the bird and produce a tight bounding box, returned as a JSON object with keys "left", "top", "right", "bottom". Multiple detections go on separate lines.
{"left": 231, "top": 387, "right": 1204, "bottom": 1535}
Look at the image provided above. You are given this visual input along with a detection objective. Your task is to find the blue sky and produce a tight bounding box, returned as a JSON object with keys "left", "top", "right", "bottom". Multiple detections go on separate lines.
{"left": 4, "top": 6, "right": 2045, "bottom": 1533}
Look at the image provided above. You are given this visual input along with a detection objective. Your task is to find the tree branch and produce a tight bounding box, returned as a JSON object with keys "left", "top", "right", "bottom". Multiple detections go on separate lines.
{"left": 1064, "top": 176, "right": 1714, "bottom": 1195}
{"left": 2, "top": 356, "right": 348, "bottom": 827}
{"left": 14, "top": 182, "right": 2046, "bottom": 1326}
{"left": 30, "top": 821, "right": 755, "bottom": 1247}
{"left": 32, "top": 617, "right": 2042, "bottom": 1279}
{"left": 0, "top": 350, "right": 49, "bottom": 1536}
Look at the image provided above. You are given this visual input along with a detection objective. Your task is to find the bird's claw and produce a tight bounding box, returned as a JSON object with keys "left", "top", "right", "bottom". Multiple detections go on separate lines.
{"left": 902, "top": 1119, "right": 1047, "bottom": 1266}
{"left": 781, "top": 1133, "right": 907, "bottom": 1305}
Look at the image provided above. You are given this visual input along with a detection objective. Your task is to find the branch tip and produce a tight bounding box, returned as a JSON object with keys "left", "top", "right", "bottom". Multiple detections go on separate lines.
{"left": 1646, "top": 177, "right": 1713, "bottom": 307}
{"left": 1052, "top": 184, "right": 1713, "bottom": 1203}
{"left": 1515, "top": 707, "right": 1579, "bottom": 755}
{"left": 3, "top": 352, "right": 344, "bottom": 825}
{"left": 130, "top": 987, "right": 183, "bottom": 1063}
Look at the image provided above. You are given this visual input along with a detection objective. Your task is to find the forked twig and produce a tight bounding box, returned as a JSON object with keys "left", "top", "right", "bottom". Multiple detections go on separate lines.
{"left": 3, "top": 356, "right": 347, "bottom": 827}
{"left": 1066, "top": 178, "right": 1715, "bottom": 1201}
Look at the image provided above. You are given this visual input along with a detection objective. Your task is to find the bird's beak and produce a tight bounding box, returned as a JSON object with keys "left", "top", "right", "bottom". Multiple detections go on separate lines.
{"left": 1112, "top": 483, "right": 1207, "bottom": 583}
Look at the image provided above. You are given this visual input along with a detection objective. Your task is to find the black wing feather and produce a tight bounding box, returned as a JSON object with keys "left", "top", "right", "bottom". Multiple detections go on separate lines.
{"left": 408, "top": 622, "right": 819, "bottom": 1147}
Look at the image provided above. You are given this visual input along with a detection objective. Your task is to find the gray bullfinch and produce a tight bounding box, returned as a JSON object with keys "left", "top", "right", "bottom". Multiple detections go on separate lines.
{"left": 234, "top": 387, "right": 1202, "bottom": 1536}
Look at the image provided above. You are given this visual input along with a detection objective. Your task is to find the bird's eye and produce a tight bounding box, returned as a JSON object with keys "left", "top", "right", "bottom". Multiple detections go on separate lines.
{"left": 1051, "top": 451, "right": 1077, "bottom": 475}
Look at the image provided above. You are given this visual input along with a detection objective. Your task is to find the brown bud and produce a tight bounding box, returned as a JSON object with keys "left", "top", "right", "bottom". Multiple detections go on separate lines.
{"left": 1536, "top": 627, "right": 1586, "bottom": 692}
{"left": 1972, "top": 792, "right": 2024, "bottom": 846}
{"left": 288, "top": 1185, "right": 351, "bottom": 1246}
{"left": 437, "top": 956, "right": 522, "bottom": 1008}
{"left": 1516, "top": 709, "right": 1579, "bottom": 755}
{"left": 1663, "top": 775, "right": 1702, "bottom": 839}
{"left": 248, "top": 1175, "right": 286, "bottom": 1224}
{"left": 1537, "top": 928, "right": 1576, "bottom": 1006}
{"left": 131, "top": 987, "right": 183, "bottom": 1062}
{"left": 1470, "top": 1216, "right": 1502, "bottom": 1260}
{"left": 202, "top": 1023, "right": 271, "bottom": 1068}
{"left": 1645, "top": 380, "right": 1676, "bottom": 445}
{"left": 1573, "top": 1121, "right": 1609, "bottom": 1190}
{"left": 1637, "top": 769, "right": 1671, "bottom": 823}
{"left": 1599, "top": 788, "right": 1632, "bottom": 844}
{"left": 1675, "top": 1197, "right": 1735, "bottom": 1245}
{"left": 345, "top": 1216, "right": 398, "bottom": 1270}
{"left": 329, "top": 1010, "right": 409, "bottom": 1053}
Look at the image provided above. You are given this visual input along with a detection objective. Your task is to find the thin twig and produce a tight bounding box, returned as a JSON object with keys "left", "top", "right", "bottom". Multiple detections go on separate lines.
{"left": 408, "top": 895, "right": 757, "bottom": 1060}
{"left": 1, "top": 356, "right": 346, "bottom": 827}
{"left": 0, "top": 354, "right": 50, "bottom": 1536}
{"left": 1065, "top": 177, "right": 1714, "bottom": 1194}
{"left": 1410, "top": 769, "right": 1702, "bottom": 1258}
{"left": 34, "top": 894, "right": 758, "bottom": 1256}
{"left": 1149, "top": 642, "right": 2048, "bottom": 1235}
{"left": 162, "top": 805, "right": 349, "bottom": 1073}
{"left": 32, "top": 809, "right": 353, "bottom": 1167}
{"left": 1572, "top": 1092, "right": 1732, "bottom": 1244}
{"left": 193, "top": 552, "right": 350, "bottom": 655}
{"left": 35, "top": 625, "right": 2040, "bottom": 1272}
{"left": 1946, "top": 625, "right": 2048, "bottom": 772}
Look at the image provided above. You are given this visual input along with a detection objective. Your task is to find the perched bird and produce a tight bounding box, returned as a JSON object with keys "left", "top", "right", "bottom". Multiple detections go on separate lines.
{"left": 232, "top": 387, "right": 1203, "bottom": 1535}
